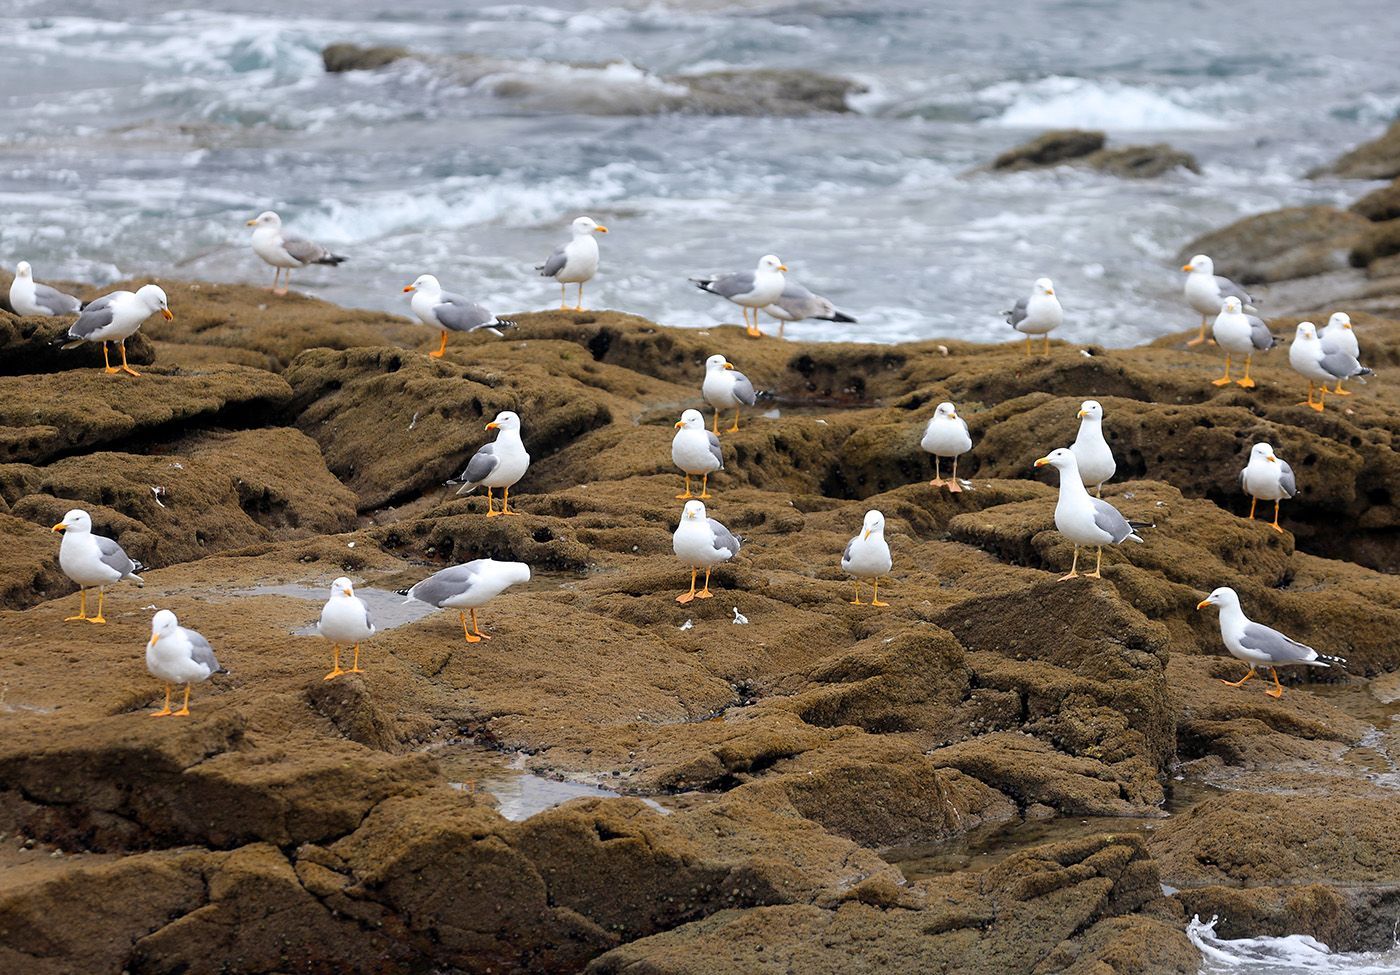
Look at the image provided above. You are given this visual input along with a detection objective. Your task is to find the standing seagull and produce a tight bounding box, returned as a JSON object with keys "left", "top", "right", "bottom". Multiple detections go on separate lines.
{"left": 1004, "top": 277, "right": 1062, "bottom": 357}
{"left": 147, "top": 610, "right": 224, "bottom": 717}
{"left": 1182, "top": 254, "right": 1254, "bottom": 347}
{"left": 403, "top": 559, "right": 531, "bottom": 644}
{"left": 1034, "top": 448, "right": 1144, "bottom": 580}
{"left": 61, "top": 284, "right": 171, "bottom": 376}
{"left": 673, "top": 500, "right": 741, "bottom": 604}
{"left": 52, "top": 509, "right": 144, "bottom": 623}
{"left": 1321, "top": 312, "right": 1359, "bottom": 395}
{"left": 1289, "top": 322, "right": 1372, "bottom": 412}
{"left": 693, "top": 255, "right": 787, "bottom": 338}
{"left": 1209, "top": 297, "right": 1273, "bottom": 388}
{"left": 246, "top": 210, "right": 345, "bottom": 295}
{"left": 9, "top": 261, "right": 80, "bottom": 317}
{"left": 702, "top": 354, "right": 757, "bottom": 433}
{"left": 1239, "top": 443, "right": 1296, "bottom": 534}
{"left": 672, "top": 409, "right": 723, "bottom": 499}
{"left": 537, "top": 216, "right": 608, "bottom": 311}
{"left": 1070, "top": 400, "right": 1115, "bottom": 497}
{"left": 317, "top": 577, "right": 376, "bottom": 680}
{"left": 763, "top": 280, "right": 856, "bottom": 339}
{"left": 454, "top": 410, "right": 531, "bottom": 516}
{"left": 1197, "top": 587, "right": 1337, "bottom": 698}
{"left": 921, "top": 401, "right": 972, "bottom": 492}
{"left": 842, "top": 509, "right": 892, "bottom": 606}
{"left": 403, "top": 274, "right": 516, "bottom": 357}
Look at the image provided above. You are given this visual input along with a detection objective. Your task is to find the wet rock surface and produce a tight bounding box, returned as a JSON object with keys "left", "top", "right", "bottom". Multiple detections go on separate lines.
{"left": 2, "top": 283, "right": 1399, "bottom": 971}
{"left": 989, "top": 129, "right": 1200, "bottom": 177}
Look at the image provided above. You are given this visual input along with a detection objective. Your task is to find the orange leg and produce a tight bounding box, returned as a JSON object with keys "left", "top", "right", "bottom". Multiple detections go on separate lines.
{"left": 676, "top": 567, "right": 698, "bottom": 604}
{"left": 1247, "top": 497, "right": 1257, "bottom": 520}
{"left": 1211, "top": 354, "right": 1233, "bottom": 386}
{"left": 1220, "top": 667, "right": 1256, "bottom": 688}
{"left": 102, "top": 342, "right": 118, "bottom": 375}
{"left": 1084, "top": 547, "right": 1103, "bottom": 580}
{"left": 485, "top": 487, "right": 498, "bottom": 517}
{"left": 1332, "top": 378, "right": 1352, "bottom": 396}
{"left": 1265, "top": 667, "right": 1285, "bottom": 698}
{"left": 1270, "top": 500, "right": 1283, "bottom": 534}
{"left": 1043, "top": 334, "right": 1051, "bottom": 355}
{"left": 1058, "top": 546, "right": 1081, "bottom": 581}
{"left": 699, "top": 473, "right": 712, "bottom": 499}
{"left": 172, "top": 684, "right": 192, "bottom": 717}
{"left": 929, "top": 456, "right": 944, "bottom": 488}
{"left": 696, "top": 567, "right": 714, "bottom": 599}
{"left": 712, "top": 409, "right": 721, "bottom": 434}
{"left": 150, "top": 684, "right": 174, "bottom": 717}
{"left": 1187, "top": 315, "right": 1212, "bottom": 347}
{"left": 460, "top": 611, "right": 482, "bottom": 644}
{"left": 470, "top": 608, "right": 491, "bottom": 640}
{"left": 119, "top": 339, "right": 141, "bottom": 376}
{"left": 1311, "top": 385, "right": 1328, "bottom": 413}
{"left": 88, "top": 587, "right": 107, "bottom": 624}
{"left": 349, "top": 643, "right": 365, "bottom": 673}
{"left": 1235, "top": 354, "right": 1255, "bottom": 389}
{"left": 676, "top": 473, "right": 694, "bottom": 500}
{"left": 324, "top": 644, "right": 345, "bottom": 680}
{"left": 64, "top": 588, "right": 89, "bottom": 622}
{"left": 850, "top": 580, "right": 863, "bottom": 605}
{"left": 430, "top": 329, "right": 448, "bottom": 358}
{"left": 500, "top": 486, "right": 519, "bottom": 516}
{"left": 948, "top": 456, "right": 963, "bottom": 493}
{"left": 871, "top": 578, "right": 889, "bottom": 607}
{"left": 727, "top": 409, "right": 741, "bottom": 433}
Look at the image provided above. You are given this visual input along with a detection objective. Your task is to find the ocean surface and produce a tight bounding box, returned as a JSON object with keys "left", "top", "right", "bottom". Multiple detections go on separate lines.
{"left": 4, "top": 0, "right": 1399, "bottom": 346}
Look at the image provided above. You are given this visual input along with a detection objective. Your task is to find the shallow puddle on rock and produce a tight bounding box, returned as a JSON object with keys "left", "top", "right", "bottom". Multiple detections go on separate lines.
{"left": 1306, "top": 680, "right": 1400, "bottom": 789}
{"left": 231, "top": 585, "right": 438, "bottom": 634}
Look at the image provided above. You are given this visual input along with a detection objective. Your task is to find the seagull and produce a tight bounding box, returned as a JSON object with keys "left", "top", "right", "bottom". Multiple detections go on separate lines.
{"left": 537, "top": 216, "right": 608, "bottom": 311}
{"left": 1239, "top": 443, "right": 1296, "bottom": 534}
{"left": 1321, "top": 312, "right": 1359, "bottom": 395}
{"left": 1209, "top": 296, "right": 1274, "bottom": 388}
{"left": 1197, "top": 587, "right": 1339, "bottom": 698}
{"left": 402, "top": 558, "right": 531, "bottom": 644}
{"left": 1004, "top": 277, "right": 1062, "bottom": 356}
{"left": 1289, "top": 322, "right": 1372, "bottom": 412}
{"left": 1182, "top": 254, "right": 1255, "bottom": 347}
{"left": 762, "top": 280, "right": 856, "bottom": 339}
{"left": 246, "top": 210, "right": 345, "bottom": 295}
{"left": 673, "top": 499, "right": 741, "bottom": 604}
{"left": 9, "top": 261, "right": 80, "bottom": 317}
{"left": 453, "top": 410, "right": 530, "bottom": 516}
{"left": 403, "top": 274, "right": 516, "bottom": 358}
{"left": 60, "top": 284, "right": 171, "bottom": 376}
{"left": 842, "top": 509, "right": 892, "bottom": 606}
{"left": 317, "top": 577, "right": 376, "bottom": 680}
{"left": 693, "top": 255, "right": 787, "bottom": 338}
{"left": 146, "top": 610, "right": 225, "bottom": 717}
{"left": 672, "top": 408, "right": 723, "bottom": 499}
{"left": 1034, "top": 448, "right": 1144, "bottom": 580}
{"left": 702, "top": 354, "right": 757, "bottom": 433}
{"left": 52, "top": 508, "right": 144, "bottom": 624}
{"left": 1070, "top": 400, "right": 1115, "bottom": 497}
{"left": 921, "top": 401, "right": 972, "bottom": 492}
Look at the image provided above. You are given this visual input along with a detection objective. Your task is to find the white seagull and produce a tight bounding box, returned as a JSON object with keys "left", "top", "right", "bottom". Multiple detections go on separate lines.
{"left": 1182, "top": 254, "right": 1255, "bottom": 347}
{"left": 1034, "top": 448, "right": 1144, "bottom": 580}
{"left": 9, "top": 261, "right": 80, "bottom": 317}
{"left": 1070, "top": 400, "right": 1115, "bottom": 497}
{"left": 1209, "top": 296, "right": 1274, "bottom": 388}
{"left": 246, "top": 210, "right": 345, "bottom": 295}
{"left": 763, "top": 279, "right": 856, "bottom": 339}
{"left": 1197, "top": 587, "right": 1337, "bottom": 698}
{"left": 61, "top": 284, "right": 171, "bottom": 376}
{"left": 403, "top": 559, "right": 532, "bottom": 644}
{"left": 52, "top": 508, "right": 144, "bottom": 624}
{"left": 146, "top": 609, "right": 225, "bottom": 717}
{"left": 673, "top": 499, "right": 741, "bottom": 604}
{"left": 537, "top": 216, "right": 608, "bottom": 311}
{"left": 1239, "top": 443, "right": 1296, "bottom": 534}
{"left": 1321, "top": 312, "right": 1360, "bottom": 395}
{"left": 702, "top": 354, "right": 758, "bottom": 433}
{"left": 921, "top": 401, "right": 972, "bottom": 492}
{"left": 841, "top": 509, "right": 892, "bottom": 607}
{"left": 672, "top": 408, "right": 724, "bottom": 499}
{"left": 453, "top": 410, "right": 531, "bottom": 516}
{"left": 693, "top": 255, "right": 787, "bottom": 337}
{"left": 317, "top": 576, "right": 377, "bottom": 680}
{"left": 1004, "top": 277, "right": 1062, "bottom": 356}
{"left": 403, "top": 273, "right": 516, "bottom": 358}
{"left": 1289, "top": 322, "right": 1372, "bottom": 412}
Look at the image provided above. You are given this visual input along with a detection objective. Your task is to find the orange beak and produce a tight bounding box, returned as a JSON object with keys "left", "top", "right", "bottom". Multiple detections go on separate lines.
{"left": 403, "top": 285, "right": 415, "bottom": 293}
{"left": 342, "top": 587, "right": 353, "bottom": 596}
{"left": 1045, "top": 288, "right": 1054, "bottom": 295}
{"left": 596, "top": 226, "right": 609, "bottom": 233}
{"left": 51, "top": 522, "right": 67, "bottom": 532}
{"left": 1267, "top": 456, "right": 1277, "bottom": 463}
{"left": 149, "top": 633, "right": 160, "bottom": 646}
{"left": 161, "top": 309, "right": 174, "bottom": 321}
{"left": 674, "top": 420, "right": 684, "bottom": 428}
{"left": 1196, "top": 598, "right": 1211, "bottom": 610}
{"left": 723, "top": 362, "right": 733, "bottom": 370}
{"left": 777, "top": 264, "right": 788, "bottom": 272}
{"left": 485, "top": 422, "right": 499, "bottom": 431}
{"left": 1182, "top": 264, "right": 1194, "bottom": 272}
{"left": 1033, "top": 457, "right": 1050, "bottom": 468}
{"left": 245, "top": 219, "right": 257, "bottom": 227}
{"left": 1077, "top": 409, "right": 1087, "bottom": 418}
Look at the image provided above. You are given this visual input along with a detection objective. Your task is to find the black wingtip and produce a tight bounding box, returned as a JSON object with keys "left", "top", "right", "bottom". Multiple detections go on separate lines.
{"left": 319, "top": 255, "right": 348, "bottom": 266}
{"left": 394, "top": 587, "right": 412, "bottom": 597}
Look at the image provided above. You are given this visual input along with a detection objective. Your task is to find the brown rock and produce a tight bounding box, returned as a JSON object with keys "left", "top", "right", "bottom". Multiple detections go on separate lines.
{"left": 321, "top": 42, "right": 410, "bottom": 73}
{"left": 1311, "top": 119, "right": 1400, "bottom": 180}
{"left": 991, "top": 129, "right": 1106, "bottom": 170}
{"left": 1084, "top": 144, "right": 1202, "bottom": 178}
{"left": 1176, "top": 206, "right": 1373, "bottom": 283}
{"left": 1351, "top": 176, "right": 1400, "bottom": 221}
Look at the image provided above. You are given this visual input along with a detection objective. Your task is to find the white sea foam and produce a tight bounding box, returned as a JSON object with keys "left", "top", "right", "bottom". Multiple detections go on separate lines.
{"left": 1189, "top": 916, "right": 1400, "bottom": 975}
{"left": 983, "top": 77, "right": 1227, "bottom": 131}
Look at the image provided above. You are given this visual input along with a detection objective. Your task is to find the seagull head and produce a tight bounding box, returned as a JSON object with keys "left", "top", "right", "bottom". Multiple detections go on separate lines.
{"left": 1034, "top": 277, "right": 1054, "bottom": 296}
{"left": 52, "top": 508, "right": 92, "bottom": 534}
{"left": 1221, "top": 296, "right": 1243, "bottom": 315}
{"left": 137, "top": 284, "right": 173, "bottom": 320}
{"left": 246, "top": 210, "right": 281, "bottom": 229}
{"left": 934, "top": 401, "right": 959, "bottom": 421}
{"left": 675, "top": 409, "right": 705, "bottom": 431}
{"left": 1033, "top": 447, "right": 1076, "bottom": 472}
{"left": 757, "top": 254, "right": 788, "bottom": 274}
{"left": 1250, "top": 442, "right": 1279, "bottom": 465}
{"left": 1196, "top": 586, "right": 1239, "bottom": 611}
{"left": 1327, "top": 312, "right": 1352, "bottom": 331}
{"left": 403, "top": 273, "right": 440, "bottom": 295}
{"left": 486, "top": 410, "right": 520, "bottom": 433}
{"left": 15, "top": 261, "right": 31, "bottom": 279}
{"left": 572, "top": 216, "right": 607, "bottom": 235}
{"left": 149, "top": 609, "right": 180, "bottom": 645}
{"left": 1295, "top": 322, "right": 1319, "bottom": 342}
{"left": 1182, "top": 254, "right": 1212, "bottom": 275}
{"left": 1077, "top": 399, "right": 1103, "bottom": 420}
{"left": 331, "top": 576, "right": 355, "bottom": 598}
{"left": 682, "top": 499, "right": 707, "bottom": 521}
{"left": 861, "top": 509, "right": 885, "bottom": 540}
{"left": 704, "top": 353, "right": 733, "bottom": 373}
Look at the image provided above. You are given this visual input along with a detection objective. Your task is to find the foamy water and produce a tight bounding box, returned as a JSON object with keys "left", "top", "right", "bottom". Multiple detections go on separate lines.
{"left": 4, "top": 0, "right": 1398, "bottom": 345}
{"left": 1190, "top": 916, "right": 1400, "bottom": 975}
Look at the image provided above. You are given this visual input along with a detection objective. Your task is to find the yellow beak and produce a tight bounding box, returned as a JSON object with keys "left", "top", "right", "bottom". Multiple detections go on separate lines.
{"left": 863, "top": 529, "right": 871, "bottom": 540}
{"left": 150, "top": 633, "right": 160, "bottom": 646}
{"left": 1267, "top": 455, "right": 1277, "bottom": 463}
{"left": 1033, "top": 457, "right": 1050, "bottom": 468}
{"left": 777, "top": 264, "right": 788, "bottom": 272}
{"left": 161, "top": 309, "right": 174, "bottom": 321}
{"left": 1045, "top": 288, "right": 1054, "bottom": 295}
{"left": 674, "top": 420, "right": 685, "bottom": 428}
{"left": 246, "top": 219, "right": 258, "bottom": 227}
{"left": 723, "top": 362, "right": 733, "bottom": 370}
{"left": 342, "top": 587, "right": 353, "bottom": 596}
{"left": 1182, "top": 264, "right": 1194, "bottom": 272}
{"left": 948, "top": 411, "right": 958, "bottom": 420}
{"left": 486, "top": 422, "right": 499, "bottom": 431}
{"left": 1077, "top": 409, "right": 1086, "bottom": 418}
{"left": 403, "top": 285, "right": 415, "bottom": 293}
{"left": 1344, "top": 323, "right": 1353, "bottom": 330}
{"left": 51, "top": 522, "right": 67, "bottom": 532}
{"left": 1196, "top": 598, "right": 1211, "bottom": 610}
{"left": 596, "top": 226, "right": 609, "bottom": 233}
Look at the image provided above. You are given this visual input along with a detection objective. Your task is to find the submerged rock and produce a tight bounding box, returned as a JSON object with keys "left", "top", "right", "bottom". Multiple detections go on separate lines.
{"left": 989, "top": 129, "right": 1199, "bottom": 177}
{"left": 990, "top": 128, "right": 1106, "bottom": 170}
{"left": 321, "top": 42, "right": 409, "bottom": 73}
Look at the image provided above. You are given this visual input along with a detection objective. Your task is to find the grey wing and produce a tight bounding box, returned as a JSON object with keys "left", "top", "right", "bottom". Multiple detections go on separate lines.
{"left": 707, "top": 430, "right": 724, "bottom": 470}
{"left": 537, "top": 244, "right": 568, "bottom": 278}
{"left": 706, "top": 519, "right": 741, "bottom": 558}
{"left": 1090, "top": 498, "right": 1137, "bottom": 543}
{"left": 67, "top": 294, "right": 118, "bottom": 339}
{"left": 94, "top": 534, "right": 139, "bottom": 578}
{"left": 456, "top": 442, "right": 499, "bottom": 490}
{"left": 1247, "top": 315, "right": 1274, "bottom": 351}
{"left": 34, "top": 283, "right": 81, "bottom": 316}
{"left": 699, "top": 271, "right": 756, "bottom": 299}
{"left": 1238, "top": 466, "right": 1247, "bottom": 492}
{"left": 1004, "top": 296, "right": 1029, "bottom": 327}
{"left": 1318, "top": 351, "right": 1365, "bottom": 379}
{"left": 434, "top": 294, "right": 495, "bottom": 333}
{"left": 841, "top": 537, "right": 855, "bottom": 564}
{"left": 1214, "top": 275, "right": 1253, "bottom": 305}
{"left": 407, "top": 561, "right": 481, "bottom": 607}
{"left": 184, "top": 628, "right": 222, "bottom": 673}
{"left": 959, "top": 417, "right": 970, "bottom": 439}
{"left": 281, "top": 235, "right": 333, "bottom": 265}
{"left": 359, "top": 598, "right": 376, "bottom": 635}
{"left": 1239, "top": 622, "right": 1320, "bottom": 665}
{"left": 729, "top": 371, "right": 757, "bottom": 406}
{"left": 1277, "top": 460, "right": 1297, "bottom": 498}
{"left": 772, "top": 289, "right": 819, "bottom": 321}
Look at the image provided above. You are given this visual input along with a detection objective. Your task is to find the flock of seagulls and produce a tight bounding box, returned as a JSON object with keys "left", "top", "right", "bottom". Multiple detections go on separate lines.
{"left": 14, "top": 216, "right": 1372, "bottom": 710}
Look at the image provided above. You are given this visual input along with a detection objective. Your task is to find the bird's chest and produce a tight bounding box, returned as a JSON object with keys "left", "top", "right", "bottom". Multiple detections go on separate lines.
{"left": 702, "top": 374, "right": 735, "bottom": 405}
{"left": 60, "top": 538, "right": 113, "bottom": 582}
{"left": 410, "top": 293, "right": 439, "bottom": 324}
{"left": 558, "top": 238, "right": 599, "bottom": 281}
{"left": 1213, "top": 316, "right": 1251, "bottom": 350}
{"left": 1185, "top": 276, "right": 1221, "bottom": 312}
{"left": 252, "top": 232, "right": 295, "bottom": 266}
